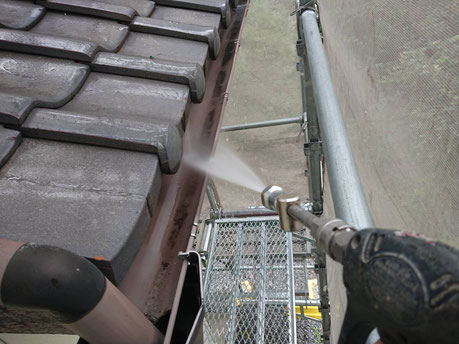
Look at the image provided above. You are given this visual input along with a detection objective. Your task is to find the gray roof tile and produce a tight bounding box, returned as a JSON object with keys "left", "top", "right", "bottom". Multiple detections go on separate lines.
{"left": 0, "top": 0, "right": 46, "bottom": 30}
{"left": 151, "top": 5, "right": 221, "bottom": 29}
{"left": 97, "top": 0, "right": 155, "bottom": 17}
{"left": 154, "top": 0, "right": 231, "bottom": 28}
{"left": 17, "top": 108, "right": 183, "bottom": 173}
{"left": 91, "top": 52, "right": 206, "bottom": 102}
{"left": 130, "top": 17, "right": 220, "bottom": 59}
{"left": 0, "top": 126, "right": 22, "bottom": 169}
{"left": 37, "top": 0, "right": 137, "bottom": 22}
{"left": 0, "top": 0, "right": 229, "bottom": 295}
{"left": 31, "top": 11, "right": 129, "bottom": 52}
{"left": 120, "top": 31, "right": 208, "bottom": 68}
{"left": 0, "top": 51, "right": 89, "bottom": 124}
{"left": 60, "top": 72, "right": 189, "bottom": 130}
{"left": 0, "top": 138, "right": 162, "bottom": 283}
{"left": 0, "top": 29, "right": 100, "bottom": 62}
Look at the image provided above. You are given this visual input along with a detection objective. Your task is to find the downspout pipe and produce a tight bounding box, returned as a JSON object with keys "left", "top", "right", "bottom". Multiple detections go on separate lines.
{"left": 0, "top": 239, "right": 163, "bottom": 344}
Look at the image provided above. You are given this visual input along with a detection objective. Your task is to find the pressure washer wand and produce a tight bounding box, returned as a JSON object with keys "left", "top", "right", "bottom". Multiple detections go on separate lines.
{"left": 261, "top": 185, "right": 355, "bottom": 263}
{"left": 261, "top": 185, "right": 459, "bottom": 344}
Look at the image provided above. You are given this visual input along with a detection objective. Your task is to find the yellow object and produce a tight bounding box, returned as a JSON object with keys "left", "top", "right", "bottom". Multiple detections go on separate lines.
{"left": 240, "top": 280, "right": 253, "bottom": 293}
{"left": 295, "top": 305, "right": 322, "bottom": 320}
{"left": 236, "top": 280, "right": 254, "bottom": 307}
{"left": 308, "top": 279, "right": 318, "bottom": 299}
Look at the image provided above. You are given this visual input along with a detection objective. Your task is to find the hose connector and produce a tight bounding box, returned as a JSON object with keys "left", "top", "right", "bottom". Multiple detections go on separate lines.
{"left": 261, "top": 185, "right": 301, "bottom": 232}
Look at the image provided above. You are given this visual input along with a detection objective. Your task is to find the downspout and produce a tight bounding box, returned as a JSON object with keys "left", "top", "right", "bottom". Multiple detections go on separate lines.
{"left": 0, "top": 239, "right": 163, "bottom": 344}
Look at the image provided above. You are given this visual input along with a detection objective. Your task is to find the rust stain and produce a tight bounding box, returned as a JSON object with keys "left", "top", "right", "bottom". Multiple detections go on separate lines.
{"left": 213, "top": 70, "right": 227, "bottom": 97}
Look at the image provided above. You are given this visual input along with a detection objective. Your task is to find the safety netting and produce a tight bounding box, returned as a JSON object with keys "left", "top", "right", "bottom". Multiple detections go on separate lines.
{"left": 319, "top": 0, "right": 458, "bottom": 247}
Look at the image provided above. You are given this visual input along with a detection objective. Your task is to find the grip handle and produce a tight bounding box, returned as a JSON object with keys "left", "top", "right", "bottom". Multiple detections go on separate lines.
{"left": 339, "top": 228, "right": 459, "bottom": 344}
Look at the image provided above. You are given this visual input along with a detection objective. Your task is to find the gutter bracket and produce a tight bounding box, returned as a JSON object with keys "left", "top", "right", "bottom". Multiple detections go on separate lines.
{"left": 171, "top": 251, "right": 204, "bottom": 344}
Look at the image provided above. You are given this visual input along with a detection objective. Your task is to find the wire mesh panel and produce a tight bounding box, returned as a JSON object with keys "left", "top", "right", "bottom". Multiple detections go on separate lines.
{"left": 203, "top": 217, "right": 297, "bottom": 344}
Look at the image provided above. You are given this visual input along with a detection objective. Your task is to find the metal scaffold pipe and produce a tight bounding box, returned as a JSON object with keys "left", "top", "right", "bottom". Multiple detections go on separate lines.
{"left": 300, "top": 10, "right": 373, "bottom": 229}
{"left": 297, "top": 30, "right": 323, "bottom": 215}
{"left": 206, "top": 178, "right": 223, "bottom": 219}
{"left": 220, "top": 116, "right": 302, "bottom": 132}
{"left": 237, "top": 299, "right": 321, "bottom": 307}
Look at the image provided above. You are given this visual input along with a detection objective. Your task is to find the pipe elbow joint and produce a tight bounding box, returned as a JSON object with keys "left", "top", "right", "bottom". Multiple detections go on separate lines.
{"left": 1, "top": 243, "right": 106, "bottom": 323}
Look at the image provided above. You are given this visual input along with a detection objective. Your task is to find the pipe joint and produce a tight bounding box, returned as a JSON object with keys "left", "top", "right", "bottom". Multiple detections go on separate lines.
{"left": 261, "top": 185, "right": 302, "bottom": 232}
{"left": 1, "top": 243, "right": 106, "bottom": 323}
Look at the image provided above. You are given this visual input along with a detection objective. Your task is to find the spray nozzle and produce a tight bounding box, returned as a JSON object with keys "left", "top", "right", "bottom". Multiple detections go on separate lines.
{"left": 261, "top": 185, "right": 284, "bottom": 211}
{"left": 261, "top": 185, "right": 301, "bottom": 232}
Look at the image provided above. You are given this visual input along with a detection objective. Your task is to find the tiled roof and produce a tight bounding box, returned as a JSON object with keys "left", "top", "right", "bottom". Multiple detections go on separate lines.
{"left": 0, "top": 0, "right": 230, "bottom": 286}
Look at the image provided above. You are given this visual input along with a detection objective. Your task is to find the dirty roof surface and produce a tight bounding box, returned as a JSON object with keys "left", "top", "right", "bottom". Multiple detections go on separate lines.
{"left": 0, "top": 0, "right": 229, "bottom": 286}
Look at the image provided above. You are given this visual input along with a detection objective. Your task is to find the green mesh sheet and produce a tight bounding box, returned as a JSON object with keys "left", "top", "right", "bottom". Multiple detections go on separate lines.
{"left": 319, "top": 0, "right": 458, "bottom": 247}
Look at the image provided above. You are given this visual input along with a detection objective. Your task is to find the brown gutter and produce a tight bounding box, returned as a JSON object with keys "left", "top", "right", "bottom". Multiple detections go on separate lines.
{"left": 119, "top": 0, "right": 250, "bottom": 327}
{"left": 163, "top": 2, "right": 250, "bottom": 341}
